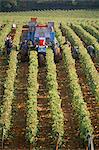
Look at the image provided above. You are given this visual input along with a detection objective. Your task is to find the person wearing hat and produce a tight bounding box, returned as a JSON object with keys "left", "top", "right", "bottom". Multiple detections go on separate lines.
{"left": 20, "top": 40, "right": 29, "bottom": 62}
{"left": 5, "top": 35, "right": 13, "bottom": 55}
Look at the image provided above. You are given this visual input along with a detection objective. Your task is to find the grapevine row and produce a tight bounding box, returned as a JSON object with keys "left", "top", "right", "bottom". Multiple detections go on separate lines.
{"left": 0, "top": 51, "right": 18, "bottom": 140}
{"left": 26, "top": 51, "right": 39, "bottom": 145}
{"left": 61, "top": 25, "right": 99, "bottom": 102}
{"left": 0, "top": 23, "right": 11, "bottom": 49}
{"left": 46, "top": 48, "right": 64, "bottom": 145}
{"left": 80, "top": 23, "right": 99, "bottom": 41}
{"left": 55, "top": 26, "right": 93, "bottom": 141}
{"left": 92, "top": 23, "right": 99, "bottom": 31}
{"left": 70, "top": 24, "right": 99, "bottom": 54}
{"left": 0, "top": 24, "right": 24, "bottom": 143}
{"left": 63, "top": 44, "right": 93, "bottom": 141}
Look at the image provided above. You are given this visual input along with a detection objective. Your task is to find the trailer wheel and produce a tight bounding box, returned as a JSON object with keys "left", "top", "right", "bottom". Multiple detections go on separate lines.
{"left": 38, "top": 53, "right": 45, "bottom": 67}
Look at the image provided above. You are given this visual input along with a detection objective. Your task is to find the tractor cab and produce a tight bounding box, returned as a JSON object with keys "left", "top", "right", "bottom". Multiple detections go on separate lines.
{"left": 34, "top": 25, "right": 49, "bottom": 53}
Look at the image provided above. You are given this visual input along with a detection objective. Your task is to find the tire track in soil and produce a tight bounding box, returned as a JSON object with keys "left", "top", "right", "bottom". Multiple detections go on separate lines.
{"left": 5, "top": 62, "right": 29, "bottom": 150}
{"left": 75, "top": 60, "right": 99, "bottom": 150}
{"left": 36, "top": 66, "right": 53, "bottom": 150}
{"left": 56, "top": 60, "right": 83, "bottom": 150}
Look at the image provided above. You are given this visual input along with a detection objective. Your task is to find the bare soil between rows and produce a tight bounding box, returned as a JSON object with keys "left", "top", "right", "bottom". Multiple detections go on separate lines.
{"left": 56, "top": 60, "right": 84, "bottom": 150}
{"left": 75, "top": 60, "right": 99, "bottom": 150}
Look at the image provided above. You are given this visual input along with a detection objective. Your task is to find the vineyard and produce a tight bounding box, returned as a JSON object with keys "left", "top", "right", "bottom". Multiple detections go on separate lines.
{"left": 0, "top": 10, "right": 99, "bottom": 150}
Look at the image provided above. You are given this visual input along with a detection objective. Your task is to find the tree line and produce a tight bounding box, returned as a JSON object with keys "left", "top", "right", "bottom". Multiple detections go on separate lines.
{"left": 0, "top": 0, "right": 99, "bottom": 12}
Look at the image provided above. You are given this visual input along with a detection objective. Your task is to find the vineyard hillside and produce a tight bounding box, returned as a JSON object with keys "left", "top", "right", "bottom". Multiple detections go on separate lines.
{"left": 0, "top": 10, "right": 99, "bottom": 150}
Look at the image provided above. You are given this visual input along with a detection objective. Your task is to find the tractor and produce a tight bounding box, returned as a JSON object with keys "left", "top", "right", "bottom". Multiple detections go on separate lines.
{"left": 20, "top": 18, "right": 62, "bottom": 65}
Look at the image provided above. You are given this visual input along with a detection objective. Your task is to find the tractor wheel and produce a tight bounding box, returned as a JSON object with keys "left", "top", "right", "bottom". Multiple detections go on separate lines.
{"left": 38, "top": 53, "right": 45, "bottom": 67}
{"left": 21, "top": 53, "right": 25, "bottom": 62}
{"left": 21, "top": 50, "right": 29, "bottom": 62}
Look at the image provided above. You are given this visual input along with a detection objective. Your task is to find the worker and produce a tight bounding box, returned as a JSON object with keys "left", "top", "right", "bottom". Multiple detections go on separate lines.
{"left": 20, "top": 40, "right": 29, "bottom": 62}
{"left": 87, "top": 45, "right": 95, "bottom": 58}
{"left": 5, "top": 35, "right": 13, "bottom": 55}
{"left": 12, "top": 23, "right": 16, "bottom": 29}
{"left": 12, "top": 23, "right": 17, "bottom": 34}
{"left": 20, "top": 40, "right": 29, "bottom": 51}
{"left": 72, "top": 45, "right": 79, "bottom": 60}
{"left": 59, "top": 22, "right": 62, "bottom": 29}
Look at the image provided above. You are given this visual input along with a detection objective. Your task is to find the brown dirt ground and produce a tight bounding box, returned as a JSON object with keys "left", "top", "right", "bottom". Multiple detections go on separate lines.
{"left": 36, "top": 66, "right": 54, "bottom": 150}
{"left": 56, "top": 60, "right": 84, "bottom": 150}
{"left": 75, "top": 60, "right": 99, "bottom": 150}
{"left": 3, "top": 62, "right": 29, "bottom": 150}
{"left": 0, "top": 23, "right": 98, "bottom": 149}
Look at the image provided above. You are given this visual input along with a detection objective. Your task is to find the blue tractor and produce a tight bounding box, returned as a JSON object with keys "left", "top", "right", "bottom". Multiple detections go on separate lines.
{"left": 20, "top": 18, "right": 62, "bottom": 65}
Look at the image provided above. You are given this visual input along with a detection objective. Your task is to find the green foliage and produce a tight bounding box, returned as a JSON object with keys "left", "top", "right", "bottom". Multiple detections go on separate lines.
{"left": 0, "top": 12, "right": 98, "bottom": 147}
{"left": 62, "top": 45, "right": 93, "bottom": 141}
{"left": 46, "top": 48, "right": 64, "bottom": 145}
{"left": 0, "top": 1, "right": 99, "bottom": 12}
{"left": 92, "top": 23, "right": 99, "bottom": 31}
{"left": 81, "top": 23, "right": 99, "bottom": 42}
{"left": 13, "top": 24, "right": 23, "bottom": 49}
{"left": 1, "top": 0, "right": 17, "bottom": 11}
{"left": 62, "top": 25, "right": 99, "bottom": 102}
{"left": 26, "top": 51, "right": 39, "bottom": 144}
{"left": 0, "top": 23, "right": 12, "bottom": 50}
{"left": 70, "top": 24, "right": 99, "bottom": 53}
{"left": 0, "top": 50, "right": 18, "bottom": 140}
